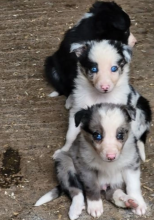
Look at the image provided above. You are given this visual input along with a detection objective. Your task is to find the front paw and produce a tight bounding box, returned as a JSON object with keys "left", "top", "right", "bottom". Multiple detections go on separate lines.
{"left": 132, "top": 201, "right": 147, "bottom": 216}
{"left": 52, "top": 149, "right": 62, "bottom": 160}
{"left": 69, "top": 193, "right": 85, "bottom": 220}
{"left": 87, "top": 199, "right": 103, "bottom": 218}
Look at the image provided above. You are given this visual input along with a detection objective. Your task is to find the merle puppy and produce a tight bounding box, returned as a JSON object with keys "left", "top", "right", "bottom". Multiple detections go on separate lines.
{"left": 58, "top": 40, "right": 151, "bottom": 162}
{"left": 35, "top": 104, "right": 147, "bottom": 219}
{"left": 45, "top": 1, "right": 137, "bottom": 97}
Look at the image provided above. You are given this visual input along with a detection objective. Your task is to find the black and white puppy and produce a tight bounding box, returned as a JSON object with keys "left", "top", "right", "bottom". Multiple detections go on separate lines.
{"left": 45, "top": 1, "right": 137, "bottom": 97}
{"left": 35, "top": 104, "right": 147, "bottom": 219}
{"left": 58, "top": 40, "right": 151, "bottom": 162}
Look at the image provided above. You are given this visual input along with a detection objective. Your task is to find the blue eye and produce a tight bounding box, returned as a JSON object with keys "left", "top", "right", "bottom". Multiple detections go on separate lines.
{"left": 91, "top": 67, "right": 98, "bottom": 73}
{"left": 116, "top": 132, "right": 124, "bottom": 140}
{"left": 93, "top": 132, "right": 102, "bottom": 141}
{"left": 111, "top": 66, "right": 118, "bottom": 72}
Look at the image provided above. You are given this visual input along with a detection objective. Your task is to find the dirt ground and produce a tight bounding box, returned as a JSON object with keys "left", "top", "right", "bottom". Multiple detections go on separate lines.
{"left": 0, "top": 0, "right": 154, "bottom": 219}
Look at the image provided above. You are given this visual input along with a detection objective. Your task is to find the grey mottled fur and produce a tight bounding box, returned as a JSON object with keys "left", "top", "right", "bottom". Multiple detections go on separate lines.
{"left": 55, "top": 103, "right": 142, "bottom": 204}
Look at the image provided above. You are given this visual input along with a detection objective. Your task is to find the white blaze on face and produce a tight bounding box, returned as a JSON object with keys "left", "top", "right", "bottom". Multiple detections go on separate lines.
{"left": 88, "top": 41, "right": 122, "bottom": 93}
{"left": 128, "top": 33, "right": 137, "bottom": 47}
{"left": 97, "top": 108, "right": 126, "bottom": 161}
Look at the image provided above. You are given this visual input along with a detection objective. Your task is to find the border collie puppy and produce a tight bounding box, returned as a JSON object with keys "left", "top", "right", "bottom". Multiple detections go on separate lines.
{"left": 58, "top": 40, "right": 151, "bottom": 162}
{"left": 35, "top": 104, "right": 147, "bottom": 219}
{"left": 45, "top": 1, "right": 137, "bottom": 97}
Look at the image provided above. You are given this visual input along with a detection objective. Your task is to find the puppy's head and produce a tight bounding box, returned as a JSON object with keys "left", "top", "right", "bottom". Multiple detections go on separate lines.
{"left": 89, "top": 1, "right": 137, "bottom": 47}
{"left": 71, "top": 40, "right": 132, "bottom": 93}
{"left": 75, "top": 103, "right": 136, "bottom": 162}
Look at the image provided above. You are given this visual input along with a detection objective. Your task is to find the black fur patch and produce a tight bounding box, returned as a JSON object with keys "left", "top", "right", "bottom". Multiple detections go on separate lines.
{"left": 127, "top": 93, "right": 132, "bottom": 105}
{"left": 68, "top": 171, "right": 83, "bottom": 191}
{"left": 129, "top": 85, "right": 136, "bottom": 95}
{"left": 56, "top": 185, "right": 63, "bottom": 197}
{"left": 140, "top": 131, "right": 148, "bottom": 144}
{"left": 75, "top": 108, "right": 91, "bottom": 127}
{"left": 136, "top": 96, "right": 152, "bottom": 122}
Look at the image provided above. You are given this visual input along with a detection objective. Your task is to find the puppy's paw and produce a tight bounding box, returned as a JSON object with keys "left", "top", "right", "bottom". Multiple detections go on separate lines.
{"left": 65, "top": 95, "right": 73, "bottom": 110}
{"left": 120, "top": 195, "right": 138, "bottom": 208}
{"left": 52, "top": 149, "right": 62, "bottom": 160}
{"left": 48, "top": 91, "right": 59, "bottom": 97}
{"left": 69, "top": 193, "right": 85, "bottom": 220}
{"left": 65, "top": 101, "right": 72, "bottom": 110}
{"left": 113, "top": 189, "right": 138, "bottom": 208}
{"left": 132, "top": 201, "right": 147, "bottom": 216}
{"left": 87, "top": 199, "right": 103, "bottom": 218}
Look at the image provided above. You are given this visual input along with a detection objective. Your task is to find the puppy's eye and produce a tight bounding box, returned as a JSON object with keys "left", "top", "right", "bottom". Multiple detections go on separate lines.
{"left": 93, "top": 132, "right": 102, "bottom": 141}
{"left": 91, "top": 67, "right": 98, "bottom": 73}
{"left": 111, "top": 66, "right": 118, "bottom": 72}
{"left": 116, "top": 132, "right": 124, "bottom": 140}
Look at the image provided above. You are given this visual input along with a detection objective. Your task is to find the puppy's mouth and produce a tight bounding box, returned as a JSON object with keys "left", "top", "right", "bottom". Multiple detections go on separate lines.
{"left": 103, "top": 90, "right": 109, "bottom": 93}
{"left": 98, "top": 88, "right": 111, "bottom": 94}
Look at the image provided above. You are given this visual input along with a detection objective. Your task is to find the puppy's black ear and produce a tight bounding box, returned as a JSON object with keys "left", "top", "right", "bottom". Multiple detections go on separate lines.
{"left": 74, "top": 108, "right": 91, "bottom": 127}
{"left": 70, "top": 42, "right": 89, "bottom": 57}
{"left": 122, "top": 45, "right": 132, "bottom": 63}
{"left": 123, "top": 105, "right": 136, "bottom": 121}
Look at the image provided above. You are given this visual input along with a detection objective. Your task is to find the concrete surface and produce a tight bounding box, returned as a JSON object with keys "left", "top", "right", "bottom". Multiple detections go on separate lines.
{"left": 0, "top": 0, "right": 154, "bottom": 219}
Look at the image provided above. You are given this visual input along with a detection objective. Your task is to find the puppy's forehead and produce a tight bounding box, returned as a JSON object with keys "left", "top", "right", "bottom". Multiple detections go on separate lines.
{"left": 97, "top": 107, "right": 127, "bottom": 130}
{"left": 88, "top": 41, "right": 122, "bottom": 64}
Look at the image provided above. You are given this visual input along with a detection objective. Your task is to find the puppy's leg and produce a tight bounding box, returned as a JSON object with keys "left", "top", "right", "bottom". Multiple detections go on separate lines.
{"left": 62, "top": 115, "right": 80, "bottom": 151}
{"left": 80, "top": 170, "right": 103, "bottom": 218}
{"left": 123, "top": 168, "right": 147, "bottom": 216}
{"left": 68, "top": 185, "right": 85, "bottom": 220}
{"left": 53, "top": 114, "right": 80, "bottom": 159}
{"left": 55, "top": 152, "right": 85, "bottom": 220}
{"left": 105, "top": 188, "right": 138, "bottom": 208}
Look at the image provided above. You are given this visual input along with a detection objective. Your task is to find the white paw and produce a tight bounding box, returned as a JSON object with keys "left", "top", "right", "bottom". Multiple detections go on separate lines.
{"left": 65, "top": 101, "right": 71, "bottom": 110}
{"left": 119, "top": 194, "right": 138, "bottom": 208}
{"left": 132, "top": 201, "right": 147, "bottom": 216}
{"left": 52, "top": 149, "right": 62, "bottom": 160}
{"left": 48, "top": 91, "right": 59, "bottom": 97}
{"left": 65, "top": 96, "right": 73, "bottom": 110}
{"left": 87, "top": 199, "right": 103, "bottom": 218}
{"left": 113, "top": 189, "right": 138, "bottom": 208}
{"left": 69, "top": 193, "right": 85, "bottom": 220}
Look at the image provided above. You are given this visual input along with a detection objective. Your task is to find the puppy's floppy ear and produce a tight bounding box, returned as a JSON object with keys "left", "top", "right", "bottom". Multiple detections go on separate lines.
{"left": 70, "top": 42, "right": 89, "bottom": 57}
{"left": 122, "top": 45, "right": 132, "bottom": 63}
{"left": 122, "top": 105, "right": 136, "bottom": 121}
{"left": 74, "top": 108, "right": 91, "bottom": 127}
